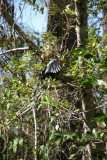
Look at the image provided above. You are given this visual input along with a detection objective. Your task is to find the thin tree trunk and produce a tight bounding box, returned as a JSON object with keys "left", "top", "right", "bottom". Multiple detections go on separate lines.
{"left": 103, "top": 2, "right": 107, "bottom": 159}
{"left": 103, "top": 2, "right": 107, "bottom": 46}
{"left": 103, "top": 1, "right": 107, "bottom": 115}
{"left": 75, "top": 0, "right": 96, "bottom": 159}
{"left": 32, "top": 106, "right": 37, "bottom": 160}
{"left": 75, "top": 0, "right": 88, "bottom": 48}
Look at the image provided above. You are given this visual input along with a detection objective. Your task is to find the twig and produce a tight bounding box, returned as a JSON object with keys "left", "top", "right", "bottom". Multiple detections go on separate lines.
{"left": 67, "top": 82, "right": 79, "bottom": 88}
{"left": 79, "top": 101, "right": 107, "bottom": 114}
{"left": 13, "top": 1, "right": 26, "bottom": 29}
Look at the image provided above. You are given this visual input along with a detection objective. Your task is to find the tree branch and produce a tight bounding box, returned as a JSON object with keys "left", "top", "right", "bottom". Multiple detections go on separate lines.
{"left": 0, "top": 0, "right": 42, "bottom": 55}
{"left": 0, "top": 47, "right": 29, "bottom": 55}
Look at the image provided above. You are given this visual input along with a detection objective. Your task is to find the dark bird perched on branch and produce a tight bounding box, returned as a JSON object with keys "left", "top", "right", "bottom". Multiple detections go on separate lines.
{"left": 39, "top": 58, "right": 62, "bottom": 80}
{"left": 32, "top": 55, "right": 62, "bottom": 96}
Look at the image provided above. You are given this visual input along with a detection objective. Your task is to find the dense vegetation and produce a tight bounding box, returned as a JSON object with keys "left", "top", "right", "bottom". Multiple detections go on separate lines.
{"left": 0, "top": 0, "right": 107, "bottom": 159}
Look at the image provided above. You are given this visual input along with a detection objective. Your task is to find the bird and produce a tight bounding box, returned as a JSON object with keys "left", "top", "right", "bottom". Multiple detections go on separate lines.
{"left": 32, "top": 56, "right": 62, "bottom": 96}
{"left": 39, "top": 57, "right": 62, "bottom": 80}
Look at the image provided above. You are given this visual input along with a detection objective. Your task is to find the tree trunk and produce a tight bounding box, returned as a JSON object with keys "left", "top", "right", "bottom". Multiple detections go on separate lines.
{"left": 48, "top": 0, "right": 76, "bottom": 52}
{"left": 75, "top": 0, "right": 97, "bottom": 159}
{"left": 103, "top": 1, "right": 107, "bottom": 115}
{"left": 103, "top": 2, "right": 107, "bottom": 46}
{"left": 103, "top": 2, "right": 107, "bottom": 158}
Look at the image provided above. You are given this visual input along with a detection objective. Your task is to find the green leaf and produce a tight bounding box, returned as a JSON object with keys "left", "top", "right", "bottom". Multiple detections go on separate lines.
{"left": 40, "top": 7, "right": 44, "bottom": 14}
{"left": 13, "top": 138, "right": 18, "bottom": 153}
{"left": 54, "top": 131, "right": 79, "bottom": 141}
{"left": 84, "top": 54, "right": 94, "bottom": 59}
{"left": 68, "top": 154, "right": 76, "bottom": 159}
{"left": 54, "top": 136, "right": 62, "bottom": 144}
{"left": 48, "top": 116, "right": 55, "bottom": 123}
{"left": 79, "top": 78, "right": 93, "bottom": 89}
{"left": 18, "top": 138, "right": 23, "bottom": 147}
{"left": 92, "top": 128, "right": 98, "bottom": 138}
{"left": 81, "top": 134, "right": 94, "bottom": 142}
{"left": 92, "top": 41, "right": 96, "bottom": 46}
{"left": 101, "top": 66, "right": 107, "bottom": 71}
{"left": 53, "top": 131, "right": 64, "bottom": 137}
{"left": 92, "top": 114, "right": 107, "bottom": 124}
{"left": 77, "top": 145, "right": 86, "bottom": 152}
{"left": 103, "top": 34, "right": 107, "bottom": 40}
{"left": 84, "top": 82, "right": 93, "bottom": 89}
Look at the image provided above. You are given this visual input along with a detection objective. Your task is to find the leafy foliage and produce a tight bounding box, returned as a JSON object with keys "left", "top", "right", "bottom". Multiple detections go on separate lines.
{"left": 0, "top": 0, "right": 107, "bottom": 159}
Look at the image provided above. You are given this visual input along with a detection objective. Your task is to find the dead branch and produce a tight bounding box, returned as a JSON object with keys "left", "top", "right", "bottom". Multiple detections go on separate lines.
{"left": 0, "top": 47, "right": 29, "bottom": 55}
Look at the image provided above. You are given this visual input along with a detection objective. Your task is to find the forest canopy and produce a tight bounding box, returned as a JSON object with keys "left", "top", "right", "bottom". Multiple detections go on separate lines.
{"left": 0, "top": 0, "right": 107, "bottom": 159}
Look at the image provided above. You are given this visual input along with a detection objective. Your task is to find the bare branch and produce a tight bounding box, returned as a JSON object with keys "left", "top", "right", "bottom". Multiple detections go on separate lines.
{"left": 32, "top": 105, "right": 37, "bottom": 160}
{"left": 13, "top": 1, "right": 26, "bottom": 27}
{"left": 0, "top": 47, "right": 29, "bottom": 55}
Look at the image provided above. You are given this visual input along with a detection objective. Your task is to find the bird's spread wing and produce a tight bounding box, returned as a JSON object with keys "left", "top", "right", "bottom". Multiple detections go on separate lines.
{"left": 45, "top": 59, "right": 61, "bottom": 74}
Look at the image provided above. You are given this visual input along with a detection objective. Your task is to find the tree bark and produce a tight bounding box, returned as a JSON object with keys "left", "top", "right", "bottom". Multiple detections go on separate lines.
{"left": 75, "top": 0, "right": 96, "bottom": 159}
{"left": 48, "top": 0, "right": 76, "bottom": 52}
{"left": 75, "top": 0, "right": 88, "bottom": 47}
{"left": 103, "top": 2, "right": 107, "bottom": 46}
